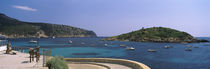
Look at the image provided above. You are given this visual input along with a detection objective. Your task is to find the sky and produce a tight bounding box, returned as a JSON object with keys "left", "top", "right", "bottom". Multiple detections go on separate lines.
{"left": 0, "top": 0, "right": 210, "bottom": 37}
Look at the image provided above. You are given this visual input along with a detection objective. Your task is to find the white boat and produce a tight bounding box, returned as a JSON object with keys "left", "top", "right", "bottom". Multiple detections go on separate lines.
{"left": 204, "top": 44, "right": 210, "bottom": 46}
{"left": 81, "top": 42, "right": 85, "bottom": 44}
{"left": 193, "top": 46, "right": 199, "bottom": 48}
{"left": 120, "top": 44, "right": 126, "bottom": 47}
{"left": 104, "top": 44, "right": 108, "bottom": 46}
{"left": 185, "top": 45, "right": 192, "bottom": 47}
{"left": 52, "top": 36, "right": 56, "bottom": 39}
{"left": 29, "top": 40, "right": 37, "bottom": 43}
{"left": 147, "top": 49, "right": 157, "bottom": 52}
{"left": 185, "top": 48, "right": 192, "bottom": 51}
{"left": 164, "top": 45, "right": 173, "bottom": 49}
{"left": 126, "top": 47, "right": 135, "bottom": 50}
{"left": 69, "top": 40, "right": 72, "bottom": 44}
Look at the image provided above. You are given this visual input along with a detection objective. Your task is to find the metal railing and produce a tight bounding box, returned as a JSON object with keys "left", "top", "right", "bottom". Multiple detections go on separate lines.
{"left": 0, "top": 40, "right": 7, "bottom": 46}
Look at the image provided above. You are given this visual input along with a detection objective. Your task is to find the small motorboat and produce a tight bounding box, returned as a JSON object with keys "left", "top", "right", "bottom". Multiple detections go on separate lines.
{"left": 81, "top": 42, "right": 85, "bottom": 44}
{"left": 126, "top": 47, "right": 135, "bottom": 50}
{"left": 193, "top": 46, "right": 199, "bottom": 48}
{"left": 29, "top": 40, "right": 37, "bottom": 43}
{"left": 185, "top": 48, "right": 192, "bottom": 51}
{"left": 52, "top": 36, "right": 56, "bottom": 39}
{"left": 164, "top": 45, "right": 173, "bottom": 49}
{"left": 147, "top": 49, "right": 157, "bottom": 52}
{"left": 185, "top": 45, "right": 192, "bottom": 47}
{"left": 69, "top": 40, "right": 72, "bottom": 44}
{"left": 120, "top": 44, "right": 126, "bottom": 47}
{"left": 204, "top": 44, "right": 210, "bottom": 46}
{"left": 104, "top": 44, "right": 108, "bottom": 46}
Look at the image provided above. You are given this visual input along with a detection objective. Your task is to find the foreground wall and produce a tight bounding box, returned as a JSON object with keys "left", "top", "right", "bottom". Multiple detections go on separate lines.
{"left": 65, "top": 58, "right": 150, "bottom": 69}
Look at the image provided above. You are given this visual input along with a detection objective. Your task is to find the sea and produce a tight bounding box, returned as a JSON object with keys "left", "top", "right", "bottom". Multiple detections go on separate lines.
{"left": 7, "top": 37, "right": 210, "bottom": 69}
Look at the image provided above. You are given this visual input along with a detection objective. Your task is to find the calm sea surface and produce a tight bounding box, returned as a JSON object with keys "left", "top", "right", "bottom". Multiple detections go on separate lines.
{"left": 8, "top": 37, "right": 210, "bottom": 69}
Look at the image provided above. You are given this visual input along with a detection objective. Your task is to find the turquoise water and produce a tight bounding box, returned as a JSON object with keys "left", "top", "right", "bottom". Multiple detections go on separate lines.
{"left": 9, "top": 37, "right": 210, "bottom": 69}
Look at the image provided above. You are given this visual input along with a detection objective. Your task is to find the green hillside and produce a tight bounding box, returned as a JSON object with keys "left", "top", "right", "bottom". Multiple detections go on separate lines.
{"left": 103, "top": 27, "right": 208, "bottom": 43}
{"left": 0, "top": 13, "right": 97, "bottom": 38}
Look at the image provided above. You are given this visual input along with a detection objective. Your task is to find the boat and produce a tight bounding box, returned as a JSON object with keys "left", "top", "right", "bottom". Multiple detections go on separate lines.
{"left": 120, "top": 44, "right": 126, "bottom": 47}
{"left": 81, "top": 42, "right": 85, "bottom": 44}
{"left": 164, "top": 45, "right": 173, "bottom": 49}
{"left": 147, "top": 49, "right": 157, "bottom": 52}
{"left": 126, "top": 47, "right": 135, "bottom": 50}
{"left": 185, "top": 48, "right": 192, "bottom": 51}
{"left": 52, "top": 36, "right": 56, "bottom": 39}
{"left": 29, "top": 40, "right": 37, "bottom": 43}
{"left": 69, "top": 40, "right": 72, "bottom": 44}
{"left": 185, "top": 45, "right": 192, "bottom": 47}
{"left": 193, "top": 46, "right": 199, "bottom": 48}
{"left": 104, "top": 44, "right": 108, "bottom": 46}
{"left": 204, "top": 44, "right": 210, "bottom": 46}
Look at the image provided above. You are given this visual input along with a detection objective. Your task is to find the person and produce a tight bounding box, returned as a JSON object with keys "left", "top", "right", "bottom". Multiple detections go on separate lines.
{"left": 29, "top": 48, "right": 35, "bottom": 62}
{"left": 35, "top": 46, "right": 40, "bottom": 62}
{"left": 6, "top": 41, "right": 12, "bottom": 54}
{"left": 29, "top": 48, "right": 33, "bottom": 63}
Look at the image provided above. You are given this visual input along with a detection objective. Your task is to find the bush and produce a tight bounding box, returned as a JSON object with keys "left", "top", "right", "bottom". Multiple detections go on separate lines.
{"left": 46, "top": 56, "right": 68, "bottom": 69}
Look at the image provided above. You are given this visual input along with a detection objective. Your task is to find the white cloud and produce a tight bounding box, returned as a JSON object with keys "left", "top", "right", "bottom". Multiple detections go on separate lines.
{"left": 13, "top": 5, "right": 37, "bottom": 11}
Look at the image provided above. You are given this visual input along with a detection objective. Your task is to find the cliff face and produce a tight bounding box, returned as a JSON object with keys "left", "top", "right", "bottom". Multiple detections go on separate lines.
{"left": 0, "top": 13, "right": 97, "bottom": 38}
{"left": 103, "top": 27, "right": 207, "bottom": 43}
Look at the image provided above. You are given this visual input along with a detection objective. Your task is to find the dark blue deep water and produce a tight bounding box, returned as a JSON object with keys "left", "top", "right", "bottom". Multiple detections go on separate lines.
{"left": 8, "top": 37, "right": 210, "bottom": 69}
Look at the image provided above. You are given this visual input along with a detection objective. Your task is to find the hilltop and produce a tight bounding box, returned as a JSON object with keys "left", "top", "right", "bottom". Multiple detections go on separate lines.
{"left": 0, "top": 13, "right": 97, "bottom": 38}
{"left": 103, "top": 27, "right": 208, "bottom": 43}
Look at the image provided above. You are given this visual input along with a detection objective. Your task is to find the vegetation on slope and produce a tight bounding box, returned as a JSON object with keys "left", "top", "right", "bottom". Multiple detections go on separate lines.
{"left": 103, "top": 27, "right": 208, "bottom": 43}
{"left": 0, "top": 13, "right": 97, "bottom": 38}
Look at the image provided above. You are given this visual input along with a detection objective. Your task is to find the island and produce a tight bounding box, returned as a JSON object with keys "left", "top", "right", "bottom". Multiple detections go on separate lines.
{"left": 0, "top": 13, "right": 97, "bottom": 38}
{"left": 103, "top": 27, "right": 209, "bottom": 43}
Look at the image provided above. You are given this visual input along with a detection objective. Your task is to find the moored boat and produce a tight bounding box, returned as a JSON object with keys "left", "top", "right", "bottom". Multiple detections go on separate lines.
{"left": 126, "top": 47, "right": 135, "bottom": 50}
{"left": 148, "top": 49, "right": 157, "bottom": 52}
{"left": 104, "top": 44, "right": 108, "bottom": 46}
{"left": 185, "top": 48, "right": 192, "bottom": 51}
{"left": 185, "top": 45, "right": 192, "bottom": 47}
{"left": 193, "top": 46, "right": 199, "bottom": 48}
{"left": 120, "top": 44, "right": 126, "bottom": 47}
{"left": 164, "top": 45, "right": 173, "bottom": 49}
{"left": 81, "top": 42, "right": 85, "bottom": 44}
{"left": 52, "top": 36, "right": 56, "bottom": 39}
{"left": 69, "top": 40, "right": 72, "bottom": 44}
{"left": 29, "top": 40, "right": 37, "bottom": 43}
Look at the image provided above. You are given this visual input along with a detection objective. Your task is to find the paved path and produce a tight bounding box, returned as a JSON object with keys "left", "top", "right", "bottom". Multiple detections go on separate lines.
{"left": 68, "top": 64, "right": 107, "bottom": 69}
{"left": 0, "top": 51, "right": 43, "bottom": 69}
{"left": 97, "top": 63, "right": 131, "bottom": 69}
{"left": 68, "top": 62, "right": 131, "bottom": 69}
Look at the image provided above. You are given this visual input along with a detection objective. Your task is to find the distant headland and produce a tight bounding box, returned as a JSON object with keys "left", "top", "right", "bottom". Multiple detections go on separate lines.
{"left": 103, "top": 27, "right": 209, "bottom": 43}
{"left": 0, "top": 13, "right": 97, "bottom": 38}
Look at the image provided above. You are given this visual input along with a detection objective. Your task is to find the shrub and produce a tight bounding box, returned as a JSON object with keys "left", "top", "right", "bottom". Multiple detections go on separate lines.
{"left": 46, "top": 56, "right": 68, "bottom": 69}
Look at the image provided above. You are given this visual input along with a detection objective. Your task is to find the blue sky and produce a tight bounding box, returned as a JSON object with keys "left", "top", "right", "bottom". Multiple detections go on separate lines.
{"left": 0, "top": 0, "right": 210, "bottom": 37}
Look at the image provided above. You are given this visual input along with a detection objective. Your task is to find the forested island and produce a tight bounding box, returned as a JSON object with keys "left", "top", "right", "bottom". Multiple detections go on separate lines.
{"left": 103, "top": 27, "right": 209, "bottom": 43}
{"left": 0, "top": 13, "right": 97, "bottom": 38}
